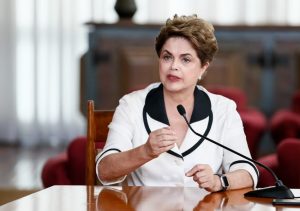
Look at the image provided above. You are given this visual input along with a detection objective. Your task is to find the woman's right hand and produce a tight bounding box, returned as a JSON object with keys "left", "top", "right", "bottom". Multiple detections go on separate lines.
{"left": 144, "top": 127, "right": 177, "bottom": 158}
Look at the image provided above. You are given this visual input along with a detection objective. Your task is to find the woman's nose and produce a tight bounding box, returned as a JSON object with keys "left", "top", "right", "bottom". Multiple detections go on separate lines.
{"left": 170, "top": 60, "right": 179, "bottom": 71}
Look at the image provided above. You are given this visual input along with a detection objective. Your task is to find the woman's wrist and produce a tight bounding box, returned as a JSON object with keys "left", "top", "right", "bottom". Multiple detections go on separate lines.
{"left": 140, "top": 144, "right": 157, "bottom": 160}
{"left": 213, "top": 174, "right": 224, "bottom": 192}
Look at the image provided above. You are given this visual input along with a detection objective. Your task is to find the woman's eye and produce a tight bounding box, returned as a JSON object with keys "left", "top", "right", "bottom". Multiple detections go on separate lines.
{"left": 162, "top": 55, "right": 172, "bottom": 61}
{"left": 182, "top": 57, "right": 191, "bottom": 63}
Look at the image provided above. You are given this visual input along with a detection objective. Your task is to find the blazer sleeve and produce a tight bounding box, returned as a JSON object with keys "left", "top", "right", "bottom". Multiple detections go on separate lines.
{"left": 221, "top": 100, "right": 259, "bottom": 187}
{"left": 96, "top": 94, "right": 136, "bottom": 185}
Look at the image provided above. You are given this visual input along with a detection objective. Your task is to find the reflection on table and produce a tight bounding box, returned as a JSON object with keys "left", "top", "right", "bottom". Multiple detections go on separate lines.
{"left": 1, "top": 185, "right": 299, "bottom": 211}
{"left": 97, "top": 186, "right": 255, "bottom": 211}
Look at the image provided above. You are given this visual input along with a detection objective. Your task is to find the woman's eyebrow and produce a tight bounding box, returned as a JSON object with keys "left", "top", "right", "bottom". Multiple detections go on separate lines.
{"left": 162, "top": 49, "right": 192, "bottom": 57}
{"left": 180, "top": 53, "right": 192, "bottom": 57}
{"left": 161, "top": 49, "right": 172, "bottom": 54}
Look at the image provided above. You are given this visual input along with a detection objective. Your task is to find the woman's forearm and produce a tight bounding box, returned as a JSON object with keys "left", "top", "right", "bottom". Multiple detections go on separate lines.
{"left": 98, "top": 144, "right": 153, "bottom": 183}
{"left": 98, "top": 127, "right": 177, "bottom": 183}
{"left": 226, "top": 169, "right": 254, "bottom": 190}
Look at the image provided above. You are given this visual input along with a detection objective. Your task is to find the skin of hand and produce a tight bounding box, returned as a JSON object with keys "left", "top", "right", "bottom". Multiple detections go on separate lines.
{"left": 144, "top": 127, "right": 178, "bottom": 158}
{"left": 98, "top": 126, "right": 178, "bottom": 182}
{"left": 185, "top": 164, "right": 221, "bottom": 192}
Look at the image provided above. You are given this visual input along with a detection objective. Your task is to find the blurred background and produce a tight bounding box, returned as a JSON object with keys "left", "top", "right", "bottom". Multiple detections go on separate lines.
{"left": 1, "top": 0, "right": 300, "bottom": 194}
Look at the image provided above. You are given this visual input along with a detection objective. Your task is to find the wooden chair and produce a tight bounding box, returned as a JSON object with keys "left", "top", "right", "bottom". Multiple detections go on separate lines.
{"left": 86, "top": 100, "right": 114, "bottom": 185}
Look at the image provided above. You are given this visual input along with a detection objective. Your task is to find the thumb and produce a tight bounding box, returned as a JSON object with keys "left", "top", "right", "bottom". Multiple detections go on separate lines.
{"left": 185, "top": 168, "right": 197, "bottom": 177}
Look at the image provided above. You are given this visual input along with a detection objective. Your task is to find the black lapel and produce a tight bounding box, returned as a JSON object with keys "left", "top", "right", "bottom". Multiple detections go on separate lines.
{"left": 143, "top": 84, "right": 213, "bottom": 158}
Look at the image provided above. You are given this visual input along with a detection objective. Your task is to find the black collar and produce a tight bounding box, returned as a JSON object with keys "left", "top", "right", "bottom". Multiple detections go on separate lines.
{"left": 143, "top": 83, "right": 211, "bottom": 125}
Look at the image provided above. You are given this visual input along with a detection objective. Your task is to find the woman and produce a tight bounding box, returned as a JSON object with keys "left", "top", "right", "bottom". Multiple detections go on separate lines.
{"left": 96, "top": 14, "right": 258, "bottom": 192}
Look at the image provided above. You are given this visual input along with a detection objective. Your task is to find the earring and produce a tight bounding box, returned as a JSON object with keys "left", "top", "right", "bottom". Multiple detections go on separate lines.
{"left": 198, "top": 75, "right": 202, "bottom": 80}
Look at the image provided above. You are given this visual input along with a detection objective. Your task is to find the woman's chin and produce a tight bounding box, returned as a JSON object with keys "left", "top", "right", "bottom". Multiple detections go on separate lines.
{"left": 163, "top": 83, "right": 184, "bottom": 93}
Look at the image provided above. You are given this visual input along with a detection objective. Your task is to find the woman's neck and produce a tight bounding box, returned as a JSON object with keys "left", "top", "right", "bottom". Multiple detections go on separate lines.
{"left": 163, "top": 87, "right": 195, "bottom": 148}
{"left": 163, "top": 87, "right": 194, "bottom": 105}
{"left": 163, "top": 87, "right": 195, "bottom": 119}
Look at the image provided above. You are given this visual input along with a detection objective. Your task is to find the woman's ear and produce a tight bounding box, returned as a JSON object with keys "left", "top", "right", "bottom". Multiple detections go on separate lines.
{"left": 202, "top": 62, "right": 210, "bottom": 70}
{"left": 198, "top": 62, "right": 209, "bottom": 81}
{"left": 200, "top": 62, "right": 209, "bottom": 75}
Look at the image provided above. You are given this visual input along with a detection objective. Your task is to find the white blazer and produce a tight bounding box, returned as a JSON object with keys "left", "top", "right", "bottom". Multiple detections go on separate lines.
{"left": 96, "top": 83, "right": 258, "bottom": 187}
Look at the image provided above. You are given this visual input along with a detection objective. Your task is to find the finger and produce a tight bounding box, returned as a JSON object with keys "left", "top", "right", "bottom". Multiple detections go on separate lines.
{"left": 160, "top": 126, "right": 177, "bottom": 134}
{"left": 154, "top": 143, "right": 175, "bottom": 155}
{"left": 199, "top": 181, "right": 211, "bottom": 189}
{"left": 155, "top": 129, "right": 176, "bottom": 138}
{"left": 157, "top": 133, "right": 176, "bottom": 140}
{"left": 157, "top": 134, "right": 178, "bottom": 144}
{"left": 149, "top": 130, "right": 175, "bottom": 142}
{"left": 194, "top": 169, "right": 209, "bottom": 178}
{"left": 152, "top": 126, "right": 171, "bottom": 134}
{"left": 186, "top": 168, "right": 198, "bottom": 177}
{"left": 160, "top": 143, "right": 176, "bottom": 152}
{"left": 193, "top": 173, "right": 208, "bottom": 184}
{"left": 158, "top": 139, "right": 176, "bottom": 148}
{"left": 185, "top": 164, "right": 205, "bottom": 177}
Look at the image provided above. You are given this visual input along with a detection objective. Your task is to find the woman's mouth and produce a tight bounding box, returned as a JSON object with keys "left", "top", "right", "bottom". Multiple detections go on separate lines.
{"left": 167, "top": 74, "right": 180, "bottom": 82}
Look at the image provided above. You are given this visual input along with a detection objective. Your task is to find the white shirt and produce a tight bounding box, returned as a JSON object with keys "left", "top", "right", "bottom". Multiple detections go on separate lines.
{"left": 96, "top": 83, "right": 258, "bottom": 187}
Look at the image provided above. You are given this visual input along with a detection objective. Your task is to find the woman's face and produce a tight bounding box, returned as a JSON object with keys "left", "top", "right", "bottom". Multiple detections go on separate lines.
{"left": 159, "top": 37, "right": 209, "bottom": 94}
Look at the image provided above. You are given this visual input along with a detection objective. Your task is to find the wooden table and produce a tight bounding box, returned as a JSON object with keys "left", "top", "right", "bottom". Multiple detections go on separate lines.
{"left": 0, "top": 185, "right": 299, "bottom": 210}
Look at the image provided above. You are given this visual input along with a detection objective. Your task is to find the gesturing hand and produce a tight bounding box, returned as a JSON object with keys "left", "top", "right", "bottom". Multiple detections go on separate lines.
{"left": 144, "top": 127, "right": 177, "bottom": 158}
{"left": 186, "top": 164, "right": 221, "bottom": 192}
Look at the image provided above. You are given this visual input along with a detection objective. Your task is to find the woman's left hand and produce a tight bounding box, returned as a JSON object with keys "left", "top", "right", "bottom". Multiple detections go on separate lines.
{"left": 185, "top": 164, "right": 221, "bottom": 192}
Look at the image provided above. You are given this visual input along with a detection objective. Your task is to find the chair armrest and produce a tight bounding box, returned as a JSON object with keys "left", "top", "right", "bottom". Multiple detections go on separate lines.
{"left": 41, "top": 152, "right": 71, "bottom": 188}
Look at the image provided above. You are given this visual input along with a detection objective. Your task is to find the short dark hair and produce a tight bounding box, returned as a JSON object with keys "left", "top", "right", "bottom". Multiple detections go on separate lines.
{"left": 155, "top": 14, "right": 218, "bottom": 66}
